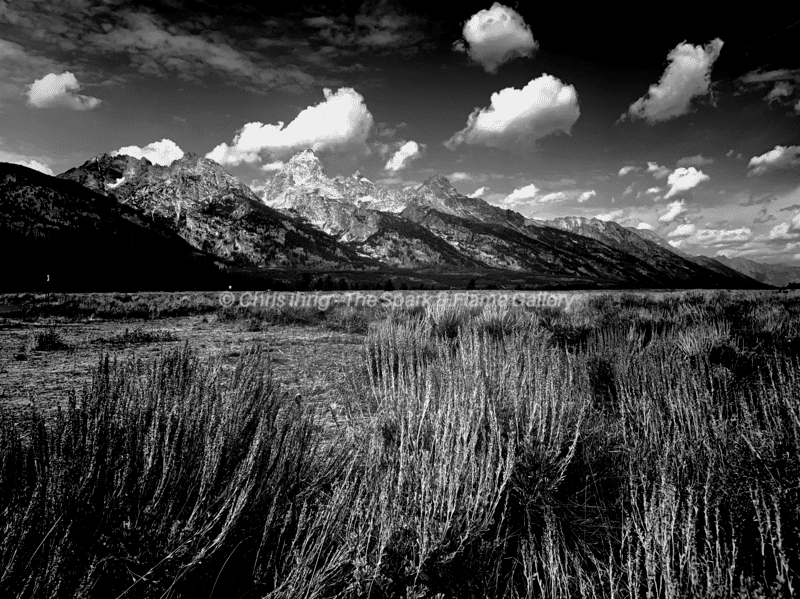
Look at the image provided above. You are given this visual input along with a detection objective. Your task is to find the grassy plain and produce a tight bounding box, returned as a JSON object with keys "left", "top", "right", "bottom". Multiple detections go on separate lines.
{"left": 1, "top": 289, "right": 799, "bottom": 598}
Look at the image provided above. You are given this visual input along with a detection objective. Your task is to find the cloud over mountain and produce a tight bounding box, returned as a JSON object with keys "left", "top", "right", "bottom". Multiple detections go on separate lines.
{"left": 664, "top": 167, "right": 709, "bottom": 199}
{"left": 624, "top": 38, "right": 723, "bottom": 123}
{"left": 498, "top": 183, "right": 596, "bottom": 211}
{"left": 445, "top": 74, "right": 579, "bottom": 150}
{"left": 206, "top": 87, "right": 374, "bottom": 166}
{"left": 385, "top": 141, "right": 423, "bottom": 172}
{"left": 26, "top": 72, "right": 101, "bottom": 110}
{"left": 112, "top": 139, "right": 184, "bottom": 166}
{"left": 453, "top": 3, "right": 537, "bottom": 73}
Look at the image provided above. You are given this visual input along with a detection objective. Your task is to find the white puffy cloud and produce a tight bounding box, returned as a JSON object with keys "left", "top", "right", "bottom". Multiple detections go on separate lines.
{"left": 469, "top": 186, "right": 487, "bottom": 198}
{"left": 206, "top": 87, "right": 374, "bottom": 166}
{"left": 596, "top": 209, "right": 625, "bottom": 222}
{"left": 113, "top": 139, "right": 185, "bottom": 166}
{"left": 453, "top": 3, "right": 537, "bottom": 73}
{"left": 502, "top": 183, "right": 541, "bottom": 205}
{"left": 445, "top": 74, "right": 579, "bottom": 150}
{"left": 658, "top": 199, "right": 687, "bottom": 223}
{"left": 260, "top": 161, "right": 285, "bottom": 172}
{"left": 26, "top": 72, "right": 101, "bottom": 110}
{"left": 694, "top": 228, "right": 753, "bottom": 245}
{"left": 664, "top": 167, "right": 709, "bottom": 199}
{"left": 3, "top": 158, "right": 54, "bottom": 175}
{"left": 747, "top": 145, "right": 800, "bottom": 176}
{"left": 498, "top": 184, "right": 595, "bottom": 211}
{"left": 618, "top": 165, "right": 639, "bottom": 176}
{"left": 676, "top": 154, "right": 713, "bottom": 167}
{"left": 0, "top": 142, "right": 55, "bottom": 175}
{"left": 646, "top": 162, "right": 670, "bottom": 179}
{"left": 385, "top": 140, "right": 423, "bottom": 172}
{"left": 636, "top": 222, "right": 653, "bottom": 230}
{"left": 667, "top": 223, "right": 697, "bottom": 238}
{"left": 645, "top": 187, "right": 661, "bottom": 194}
{"left": 624, "top": 38, "right": 723, "bottom": 123}
{"left": 448, "top": 171, "right": 478, "bottom": 182}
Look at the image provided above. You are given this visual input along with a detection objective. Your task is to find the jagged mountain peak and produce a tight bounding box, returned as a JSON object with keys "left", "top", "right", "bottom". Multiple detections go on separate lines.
{"left": 288, "top": 148, "right": 320, "bottom": 163}
{"left": 272, "top": 148, "right": 327, "bottom": 187}
{"left": 420, "top": 173, "right": 458, "bottom": 194}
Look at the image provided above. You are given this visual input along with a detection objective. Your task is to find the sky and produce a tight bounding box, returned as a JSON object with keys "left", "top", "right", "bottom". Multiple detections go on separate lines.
{"left": 2, "top": 0, "right": 800, "bottom": 263}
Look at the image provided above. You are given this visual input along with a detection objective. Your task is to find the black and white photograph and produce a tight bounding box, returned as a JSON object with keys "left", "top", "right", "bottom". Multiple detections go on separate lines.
{"left": 2, "top": 1, "right": 800, "bottom": 596}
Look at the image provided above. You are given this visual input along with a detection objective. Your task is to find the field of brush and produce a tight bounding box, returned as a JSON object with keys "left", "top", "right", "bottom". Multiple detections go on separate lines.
{"left": 1, "top": 289, "right": 799, "bottom": 598}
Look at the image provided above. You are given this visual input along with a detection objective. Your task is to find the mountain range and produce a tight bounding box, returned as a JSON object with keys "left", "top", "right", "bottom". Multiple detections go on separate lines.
{"left": 0, "top": 148, "right": 783, "bottom": 291}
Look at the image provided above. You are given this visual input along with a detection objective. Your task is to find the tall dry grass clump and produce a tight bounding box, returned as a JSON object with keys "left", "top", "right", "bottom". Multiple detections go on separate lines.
{"left": 0, "top": 344, "right": 337, "bottom": 598}
{"left": 2, "top": 290, "right": 800, "bottom": 597}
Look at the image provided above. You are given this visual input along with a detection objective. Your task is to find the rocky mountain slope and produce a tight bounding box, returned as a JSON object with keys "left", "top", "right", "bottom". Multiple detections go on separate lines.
{"left": 623, "top": 226, "right": 766, "bottom": 285}
{"left": 262, "top": 152, "right": 487, "bottom": 268}
{"left": 58, "top": 153, "right": 373, "bottom": 270}
{"left": 714, "top": 256, "right": 800, "bottom": 287}
{"left": 262, "top": 150, "right": 762, "bottom": 288}
{"left": 11, "top": 146, "right": 770, "bottom": 291}
{"left": 547, "top": 217, "right": 761, "bottom": 287}
{"left": 0, "top": 163, "right": 220, "bottom": 290}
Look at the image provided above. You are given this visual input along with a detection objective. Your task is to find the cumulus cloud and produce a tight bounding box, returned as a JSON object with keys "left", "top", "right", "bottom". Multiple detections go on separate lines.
{"left": 645, "top": 187, "right": 661, "bottom": 194}
{"left": 384, "top": 140, "right": 423, "bottom": 172}
{"left": 618, "top": 165, "right": 639, "bottom": 176}
{"left": 502, "top": 183, "right": 540, "bottom": 205}
{"left": 3, "top": 158, "right": 54, "bottom": 175}
{"left": 667, "top": 223, "right": 697, "bottom": 238}
{"left": 645, "top": 162, "right": 671, "bottom": 179}
{"left": 596, "top": 209, "right": 625, "bottom": 222}
{"left": 26, "top": 72, "right": 100, "bottom": 110}
{"left": 445, "top": 74, "right": 579, "bottom": 150}
{"left": 658, "top": 200, "right": 687, "bottom": 223}
{"left": 694, "top": 228, "right": 753, "bottom": 245}
{"left": 447, "top": 171, "right": 479, "bottom": 182}
{"left": 747, "top": 145, "right": 800, "bottom": 176}
{"left": 206, "top": 87, "right": 374, "bottom": 166}
{"left": 676, "top": 154, "right": 713, "bottom": 167}
{"left": 453, "top": 3, "right": 537, "bottom": 73}
{"left": 636, "top": 222, "right": 653, "bottom": 230}
{"left": 469, "top": 186, "right": 487, "bottom": 198}
{"left": 499, "top": 184, "right": 595, "bottom": 208}
{"left": 623, "top": 38, "right": 723, "bottom": 123}
{"left": 260, "top": 161, "right": 285, "bottom": 172}
{"left": 113, "top": 139, "right": 184, "bottom": 166}
{"left": 0, "top": 143, "right": 55, "bottom": 175}
{"left": 664, "top": 167, "right": 709, "bottom": 199}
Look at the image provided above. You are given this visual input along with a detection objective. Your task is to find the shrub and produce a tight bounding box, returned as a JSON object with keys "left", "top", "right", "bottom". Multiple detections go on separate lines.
{"left": 33, "top": 327, "right": 69, "bottom": 351}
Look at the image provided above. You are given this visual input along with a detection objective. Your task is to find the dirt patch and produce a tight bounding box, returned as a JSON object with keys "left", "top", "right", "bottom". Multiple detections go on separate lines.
{"left": 0, "top": 314, "right": 368, "bottom": 432}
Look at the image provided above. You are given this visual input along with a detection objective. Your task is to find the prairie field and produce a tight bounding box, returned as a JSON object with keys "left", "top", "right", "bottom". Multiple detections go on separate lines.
{"left": 1, "top": 289, "right": 800, "bottom": 598}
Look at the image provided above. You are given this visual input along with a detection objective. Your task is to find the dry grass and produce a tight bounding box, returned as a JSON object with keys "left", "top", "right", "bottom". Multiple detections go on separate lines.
{"left": 2, "top": 289, "right": 800, "bottom": 597}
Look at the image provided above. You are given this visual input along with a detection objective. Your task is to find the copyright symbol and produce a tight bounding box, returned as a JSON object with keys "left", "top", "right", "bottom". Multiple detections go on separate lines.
{"left": 219, "top": 292, "right": 235, "bottom": 307}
